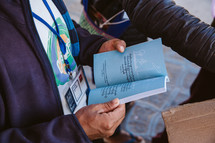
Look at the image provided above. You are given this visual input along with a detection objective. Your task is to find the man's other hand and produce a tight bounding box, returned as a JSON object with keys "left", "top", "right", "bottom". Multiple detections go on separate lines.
{"left": 98, "top": 39, "right": 126, "bottom": 53}
{"left": 75, "top": 98, "right": 125, "bottom": 140}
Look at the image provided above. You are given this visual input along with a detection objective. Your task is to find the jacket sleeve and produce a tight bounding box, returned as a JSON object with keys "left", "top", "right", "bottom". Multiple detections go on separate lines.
{"left": 0, "top": 117, "right": 91, "bottom": 143}
{"left": 122, "top": 0, "right": 215, "bottom": 72}
{"left": 0, "top": 94, "right": 91, "bottom": 143}
{"left": 0, "top": 95, "right": 91, "bottom": 143}
{"left": 72, "top": 20, "right": 107, "bottom": 67}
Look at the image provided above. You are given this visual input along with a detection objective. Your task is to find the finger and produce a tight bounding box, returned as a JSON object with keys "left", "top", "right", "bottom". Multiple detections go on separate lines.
{"left": 110, "top": 112, "right": 125, "bottom": 131}
{"left": 114, "top": 40, "right": 126, "bottom": 53}
{"left": 104, "top": 105, "right": 125, "bottom": 136}
{"left": 97, "top": 98, "right": 120, "bottom": 113}
{"left": 109, "top": 104, "right": 125, "bottom": 120}
{"left": 99, "top": 104, "right": 125, "bottom": 137}
{"left": 104, "top": 104, "right": 125, "bottom": 124}
{"left": 102, "top": 115, "right": 125, "bottom": 138}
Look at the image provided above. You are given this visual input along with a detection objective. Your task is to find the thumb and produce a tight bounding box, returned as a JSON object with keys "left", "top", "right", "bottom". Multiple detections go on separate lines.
{"left": 98, "top": 98, "right": 120, "bottom": 113}
{"left": 114, "top": 40, "right": 126, "bottom": 53}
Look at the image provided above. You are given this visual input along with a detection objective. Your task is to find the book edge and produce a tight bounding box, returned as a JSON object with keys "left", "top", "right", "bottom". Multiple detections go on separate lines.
{"left": 119, "top": 87, "right": 166, "bottom": 104}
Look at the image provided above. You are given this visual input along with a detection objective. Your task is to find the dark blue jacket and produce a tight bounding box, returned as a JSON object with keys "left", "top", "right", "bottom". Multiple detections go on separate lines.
{"left": 0, "top": 0, "right": 106, "bottom": 142}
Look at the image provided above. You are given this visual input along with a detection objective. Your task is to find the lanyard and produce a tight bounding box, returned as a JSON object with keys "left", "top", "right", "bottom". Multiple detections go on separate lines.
{"left": 32, "top": 0, "right": 76, "bottom": 78}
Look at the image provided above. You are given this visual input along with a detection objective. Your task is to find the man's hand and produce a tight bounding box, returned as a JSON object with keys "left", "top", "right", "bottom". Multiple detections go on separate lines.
{"left": 98, "top": 39, "right": 126, "bottom": 53}
{"left": 75, "top": 98, "right": 125, "bottom": 140}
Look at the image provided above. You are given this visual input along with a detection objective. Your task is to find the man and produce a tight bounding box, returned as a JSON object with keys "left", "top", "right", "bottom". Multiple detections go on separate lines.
{"left": 0, "top": 0, "right": 127, "bottom": 142}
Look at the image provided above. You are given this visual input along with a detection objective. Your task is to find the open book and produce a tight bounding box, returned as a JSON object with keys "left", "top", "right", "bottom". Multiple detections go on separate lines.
{"left": 88, "top": 38, "right": 168, "bottom": 105}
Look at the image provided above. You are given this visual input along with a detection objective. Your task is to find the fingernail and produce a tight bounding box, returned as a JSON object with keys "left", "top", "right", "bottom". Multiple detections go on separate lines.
{"left": 112, "top": 98, "right": 119, "bottom": 105}
{"left": 119, "top": 46, "right": 125, "bottom": 52}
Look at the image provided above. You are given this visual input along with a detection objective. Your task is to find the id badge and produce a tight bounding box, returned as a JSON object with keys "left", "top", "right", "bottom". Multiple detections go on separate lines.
{"left": 64, "top": 66, "right": 90, "bottom": 114}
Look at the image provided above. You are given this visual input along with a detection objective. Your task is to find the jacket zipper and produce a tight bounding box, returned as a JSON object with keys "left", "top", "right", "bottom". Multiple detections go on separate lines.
{"left": 22, "top": 0, "right": 64, "bottom": 115}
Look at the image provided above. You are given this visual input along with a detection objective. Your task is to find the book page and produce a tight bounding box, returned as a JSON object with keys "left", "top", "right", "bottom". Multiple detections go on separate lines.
{"left": 88, "top": 76, "right": 167, "bottom": 105}
{"left": 94, "top": 38, "right": 167, "bottom": 88}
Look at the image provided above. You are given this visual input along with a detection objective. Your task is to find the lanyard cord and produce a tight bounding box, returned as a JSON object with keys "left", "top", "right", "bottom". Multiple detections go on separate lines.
{"left": 42, "top": 0, "right": 60, "bottom": 34}
{"left": 32, "top": 0, "right": 73, "bottom": 74}
{"left": 32, "top": 12, "right": 67, "bottom": 54}
{"left": 42, "top": 0, "right": 65, "bottom": 54}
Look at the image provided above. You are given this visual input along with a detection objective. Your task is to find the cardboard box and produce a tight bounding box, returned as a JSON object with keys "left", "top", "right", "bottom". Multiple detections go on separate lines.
{"left": 162, "top": 99, "right": 215, "bottom": 143}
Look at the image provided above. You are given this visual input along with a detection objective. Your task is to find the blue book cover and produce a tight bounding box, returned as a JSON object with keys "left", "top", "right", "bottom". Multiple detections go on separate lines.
{"left": 88, "top": 38, "right": 168, "bottom": 105}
